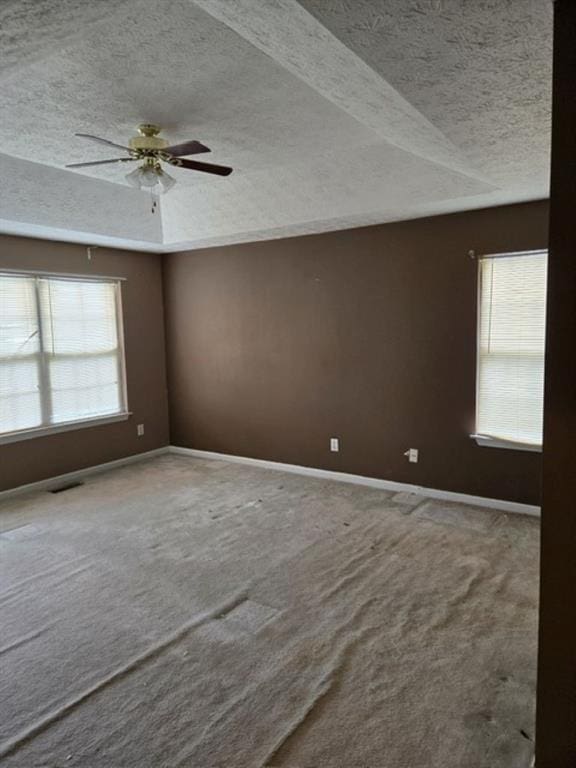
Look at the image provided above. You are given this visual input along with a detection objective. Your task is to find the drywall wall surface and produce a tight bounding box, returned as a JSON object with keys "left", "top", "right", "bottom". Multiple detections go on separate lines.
{"left": 164, "top": 200, "right": 548, "bottom": 506}
{"left": 0, "top": 235, "right": 169, "bottom": 491}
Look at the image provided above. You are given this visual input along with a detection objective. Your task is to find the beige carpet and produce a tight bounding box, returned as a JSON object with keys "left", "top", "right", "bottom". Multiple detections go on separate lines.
{"left": 0, "top": 455, "right": 539, "bottom": 767}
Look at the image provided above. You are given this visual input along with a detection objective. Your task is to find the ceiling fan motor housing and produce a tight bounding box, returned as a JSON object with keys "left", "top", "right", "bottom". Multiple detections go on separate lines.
{"left": 129, "top": 124, "right": 168, "bottom": 152}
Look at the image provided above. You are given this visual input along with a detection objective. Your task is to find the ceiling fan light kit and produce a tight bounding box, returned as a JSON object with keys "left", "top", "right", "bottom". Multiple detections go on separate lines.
{"left": 65, "top": 123, "right": 233, "bottom": 197}
{"left": 125, "top": 161, "right": 177, "bottom": 193}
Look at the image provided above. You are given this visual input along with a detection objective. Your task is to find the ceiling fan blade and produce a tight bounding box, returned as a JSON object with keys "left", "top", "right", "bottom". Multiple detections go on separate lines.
{"left": 164, "top": 140, "right": 211, "bottom": 157}
{"left": 176, "top": 158, "right": 233, "bottom": 176}
{"left": 65, "top": 157, "right": 136, "bottom": 168}
{"left": 75, "top": 133, "right": 131, "bottom": 151}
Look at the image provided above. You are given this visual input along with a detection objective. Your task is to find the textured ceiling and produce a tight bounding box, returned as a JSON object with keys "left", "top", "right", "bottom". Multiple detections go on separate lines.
{"left": 0, "top": 0, "right": 552, "bottom": 252}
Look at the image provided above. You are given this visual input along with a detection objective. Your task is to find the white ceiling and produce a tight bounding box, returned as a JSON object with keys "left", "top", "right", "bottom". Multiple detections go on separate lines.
{"left": 0, "top": 0, "right": 552, "bottom": 253}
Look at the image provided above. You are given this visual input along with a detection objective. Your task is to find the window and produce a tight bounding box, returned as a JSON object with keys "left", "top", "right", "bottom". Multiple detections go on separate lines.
{"left": 474, "top": 250, "right": 548, "bottom": 450}
{"left": 0, "top": 272, "right": 128, "bottom": 443}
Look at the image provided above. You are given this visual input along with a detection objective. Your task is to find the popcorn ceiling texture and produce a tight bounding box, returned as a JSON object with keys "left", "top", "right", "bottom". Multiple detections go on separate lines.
{"left": 0, "top": 0, "right": 131, "bottom": 74}
{"left": 0, "top": 455, "right": 539, "bottom": 766}
{"left": 193, "top": 0, "right": 482, "bottom": 178}
{"left": 0, "top": 153, "right": 162, "bottom": 243}
{"left": 301, "top": 0, "right": 552, "bottom": 193}
{"left": 0, "top": 0, "right": 551, "bottom": 252}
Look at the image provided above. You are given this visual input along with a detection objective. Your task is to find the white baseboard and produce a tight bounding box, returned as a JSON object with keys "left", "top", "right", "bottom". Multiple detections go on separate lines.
{"left": 169, "top": 446, "right": 541, "bottom": 518}
{"left": 0, "top": 443, "right": 541, "bottom": 518}
{"left": 0, "top": 447, "right": 170, "bottom": 502}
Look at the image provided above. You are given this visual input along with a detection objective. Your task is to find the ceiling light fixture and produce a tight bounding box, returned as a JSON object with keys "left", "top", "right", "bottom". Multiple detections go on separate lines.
{"left": 125, "top": 159, "right": 176, "bottom": 194}
{"left": 65, "top": 124, "right": 233, "bottom": 195}
{"left": 65, "top": 124, "right": 233, "bottom": 214}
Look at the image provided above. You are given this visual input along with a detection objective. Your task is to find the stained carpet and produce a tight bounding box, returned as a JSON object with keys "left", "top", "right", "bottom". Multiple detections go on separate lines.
{"left": 0, "top": 455, "right": 539, "bottom": 767}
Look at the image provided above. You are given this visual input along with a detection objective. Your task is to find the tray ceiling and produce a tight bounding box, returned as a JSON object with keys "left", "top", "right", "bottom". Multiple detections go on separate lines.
{"left": 0, "top": 0, "right": 552, "bottom": 252}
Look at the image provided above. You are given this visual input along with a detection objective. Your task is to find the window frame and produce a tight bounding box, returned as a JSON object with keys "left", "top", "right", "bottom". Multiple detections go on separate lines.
{"left": 0, "top": 269, "right": 130, "bottom": 445}
{"left": 471, "top": 249, "right": 547, "bottom": 453}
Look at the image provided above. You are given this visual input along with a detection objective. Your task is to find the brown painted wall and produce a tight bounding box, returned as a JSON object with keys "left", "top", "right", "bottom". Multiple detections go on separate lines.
{"left": 0, "top": 235, "right": 170, "bottom": 491}
{"left": 536, "top": 0, "right": 576, "bottom": 763}
{"left": 164, "top": 200, "right": 548, "bottom": 506}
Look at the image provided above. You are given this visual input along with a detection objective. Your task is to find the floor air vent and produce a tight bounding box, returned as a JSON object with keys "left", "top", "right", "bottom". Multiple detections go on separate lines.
{"left": 50, "top": 481, "right": 84, "bottom": 494}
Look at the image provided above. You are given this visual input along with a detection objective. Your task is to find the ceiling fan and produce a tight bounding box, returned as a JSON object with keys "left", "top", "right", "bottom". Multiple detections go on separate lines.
{"left": 65, "top": 123, "right": 233, "bottom": 194}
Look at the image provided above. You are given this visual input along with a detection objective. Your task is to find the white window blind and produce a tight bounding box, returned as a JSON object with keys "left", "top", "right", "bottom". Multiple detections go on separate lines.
{"left": 0, "top": 275, "right": 42, "bottom": 434}
{"left": 476, "top": 251, "right": 548, "bottom": 447}
{"left": 0, "top": 273, "right": 127, "bottom": 439}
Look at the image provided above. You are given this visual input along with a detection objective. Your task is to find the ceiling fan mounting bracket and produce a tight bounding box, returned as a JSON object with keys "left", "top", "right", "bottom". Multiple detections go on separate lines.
{"left": 137, "top": 123, "right": 161, "bottom": 137}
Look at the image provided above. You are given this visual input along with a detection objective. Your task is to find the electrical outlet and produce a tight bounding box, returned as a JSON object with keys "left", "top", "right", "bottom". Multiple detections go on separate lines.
{"left": 330, "top": 437, "right": 340, "bottom": 452}
{"left": 137, "top": 424, "right": 145, "bottom": 437}
{"left": 404, "top": 448, "right": 418, "bottom": 463}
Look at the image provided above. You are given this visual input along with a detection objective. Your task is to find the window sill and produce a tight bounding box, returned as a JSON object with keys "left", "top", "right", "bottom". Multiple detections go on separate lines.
{"left": 471, "top": 434, "right": 542, "bottom": 453}
{"left": 0, "top": 412, "right": 132, "bottom": 446}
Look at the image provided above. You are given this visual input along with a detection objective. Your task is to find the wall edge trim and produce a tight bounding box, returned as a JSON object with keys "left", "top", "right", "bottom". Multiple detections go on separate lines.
{"left": 169, "top": 445, "right": 541, "bottom": 517}
{"left": 0, "top": 447, "right": 170, "bottom": 502}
